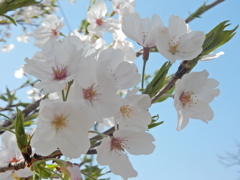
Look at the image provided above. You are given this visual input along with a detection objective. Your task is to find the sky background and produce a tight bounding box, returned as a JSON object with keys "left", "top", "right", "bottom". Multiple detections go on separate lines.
{"left": 0, "top": 0, "right": 240, "bottom": 180}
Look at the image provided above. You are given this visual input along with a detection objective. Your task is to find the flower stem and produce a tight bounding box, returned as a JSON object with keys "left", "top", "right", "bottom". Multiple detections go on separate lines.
{"left": 61, "top": 90, "right": 65, "bottom": 101}
{"left": 141, "top": 60, "right": 147, "bottom": 90}
{"left": 64, "top": 80, "right": 73, "bottom": 101}
{"left": 141, "top": 47, "right": 150, "bottom": 90}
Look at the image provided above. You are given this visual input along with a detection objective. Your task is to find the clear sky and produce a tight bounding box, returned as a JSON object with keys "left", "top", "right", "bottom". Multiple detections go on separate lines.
{"left": 0, "top": 0, "right": 240, "bottom": 180}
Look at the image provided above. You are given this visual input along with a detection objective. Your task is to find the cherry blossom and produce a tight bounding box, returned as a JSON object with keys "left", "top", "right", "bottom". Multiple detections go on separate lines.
{"left": 97, "top": 48, "right": 140, "bottom": 90}
{"left": 114, "top": 88, "right": 152, "bottom": 131}
{"left": 156, "top": 15, "right": 205, "bottom": 63}
{"left": 69, "top": 56, "right": 122, "bottom": 121}
{"left": 24, "top": 36, "right": 88, "bottom": 94}
{"left": 66, "top": 162, "right": 82, "bottom": 180}
{"left": 0, "top": 131, "right": 34, "bottom": 180}
{"left": 87, "top": 0, "right": 120, "bottom": 37}
{"left": 122, "top": 12, "right": 164, "bottom": 48}
{"left": 97, "top": 130, "right": 155, "bottom": 180}
{"left": 33, "top": 14, "right": 64, "bottom": 48}
{"left": 31, "top": 100, "right": 96, "bottom": 158}
{"left": 174, "top": 70, "right": 220, "bottom": 131}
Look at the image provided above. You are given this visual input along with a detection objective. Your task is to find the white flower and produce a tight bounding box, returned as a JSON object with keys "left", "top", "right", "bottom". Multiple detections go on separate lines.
{"left": 2, "top": 44, "right": 14, "bottom": 53}
{"left": 0, "top": 131, "right": 34, "bottom": 179}
{"left": 112, "top": 30, "right": 136, "bottom": 62}
{"left": 112, "top": 0, "right": 135, "bottom": 19}
{"left": 87, "top": 0, "right": 120, "bottom": 37}
{"left": 97, "top": 130, "right": 155, "bottom": 180}
{"left": 97, "top": 48, "right": 140, "bottom": 90}
{"left": 31, "top": 100, "right": 95, "bottom": 158}
{"left": 156, "top": 15, "right": 205, "bottom": 63}
{"left": 24, "top": 36, "right": 86, "bottom": 94}
{"left": 66, "top": 162, "right": 82, "bottom": 180}
{"left": 70, "top": 56, "right": 122, "bottom": 121}
{"left": 115, "top": 88, "right": 152, "bottom": 131}
{"left": 27, "top": 88, "right": 41, "bottom": 101}
{"left": 199, "top": 51, "right": 224, "bottom": 61}
{"left": 73, "top": 30, "right": 107, "bottom": 50}
{"left": 174, "top": 70, "right": 220, "bottom": 131}
{"left": 33, "top": 15, "right": 64, "bottom": 48}
{"left": 122, "top": 13, "right": 164, "bottom": 48}
{"left": 16, "top": 33, "right": 31, "bottom": 43}
{"left": 14, "top": 66, "right": 25, "bottom": 79}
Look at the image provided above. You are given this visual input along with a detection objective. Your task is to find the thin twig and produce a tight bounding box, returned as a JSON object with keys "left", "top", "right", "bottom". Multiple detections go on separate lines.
{"left": 185, "top": 0, "right": 225, "bottom": 23}
{"left": 0, "top": 95, "right": 47, "bottom": 134}
{"left": 151, "top": 60, "right": 197, "bottom": 104}
{"left": 0, "top": 159, "right": 25, "bottom": 172}
{"left": 90, "top": 126, "right": 115, "bottom": 141}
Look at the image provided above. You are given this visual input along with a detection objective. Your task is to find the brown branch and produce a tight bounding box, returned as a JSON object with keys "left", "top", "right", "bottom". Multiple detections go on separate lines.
{"left": 90, "top": 126, "right": 115, "bottom": 141}
{"left": 0, "top": 95, "right": 47, "bottom": 134}
{"left": 0, "top": 159, "right": 25, "bottom": 173}
{"left": 151, "top": 59, "right": 198, "bottom": 104}
{"left": 0, "top": 148, "right": 97, "bottom": 173}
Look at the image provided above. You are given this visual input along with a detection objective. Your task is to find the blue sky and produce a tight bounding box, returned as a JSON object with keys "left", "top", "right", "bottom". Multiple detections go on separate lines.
{"left": 0, "top": 0, "right": 240, "bottom": 179}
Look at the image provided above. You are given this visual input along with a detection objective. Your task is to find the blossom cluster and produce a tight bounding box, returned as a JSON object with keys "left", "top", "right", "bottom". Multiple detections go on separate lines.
{"left": 0, "top": 0, "right": 222, "bottom": 179}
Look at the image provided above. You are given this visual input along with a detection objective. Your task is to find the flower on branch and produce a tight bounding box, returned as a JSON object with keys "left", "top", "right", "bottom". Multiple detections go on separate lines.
{"left": 174, "top": 70, "right": 220, "bottom": 131}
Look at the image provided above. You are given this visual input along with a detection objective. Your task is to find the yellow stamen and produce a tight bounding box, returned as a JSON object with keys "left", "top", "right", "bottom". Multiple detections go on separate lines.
{"left": 120, "top": 105, "right": 132, "bottom": 118}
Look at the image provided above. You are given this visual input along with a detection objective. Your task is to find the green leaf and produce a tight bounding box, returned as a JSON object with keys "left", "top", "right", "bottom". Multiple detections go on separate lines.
{"left": 148, "top": 114, "right": 164, "bottom": 129}
{"left": 143, "top": 61, "right": 172, "bottom": 98}
{"left": 1, "top": 14, "right": 17, "bottom": 25}
{"left": 15, "top": 107, "right": 31, "bottom": 161}
{"left": 24, "top": 113, "right": 38, "bottom": 122}
{"left": 0, "top": 0, "right": 40, "bottom": 14}
{"left": 202, "top": 21, "right": 238, "bottom": 56}
{"left": 148, "top": 121, "right": 164, "bottom": 129}
{"left": 0, "top": 95, "right": 8, "bottom": 101}
{"left": 155, "top": 85, "right": 175, "bottom": 103}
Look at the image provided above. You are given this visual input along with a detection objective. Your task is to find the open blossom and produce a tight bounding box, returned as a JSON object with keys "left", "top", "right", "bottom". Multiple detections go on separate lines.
{"left": 97, "top": 48, "right": 140, "bottom": 90}
{"left": 174, "top": 70, "right": 220, "bottom": 131}
{"left": 33, "top": 14, "right": 64, "bottom": 48}
{"left": 112, "top": 30, "right": 136, "bottom": 62}
{"left": 24, "top": 36, "right": 88, "bottom": 94}
{"left": 156, "top": 15, "right": 205, "bottom": 63}
{"left": 87, "top": 0, "right": 120, "bottom": 37}
{"left": 0, "top": 131, "right": 34, "bottom": 180}
{"left": 31, "top": 100, "right": 96, "bottom": 158}
{"left": 112, "top": 0, "right": 135, "bottom": 19}
{"left": 97, "top": 130, "right": 155, "bottom": 180}
{"left": 69, "top": 56, "right": 122, "bottom": 121}
{"left": 122, "top": 12, "right": 164, "bottom": 48}
{"left": 115, "top": 88, "right": 152, "bottom": 131}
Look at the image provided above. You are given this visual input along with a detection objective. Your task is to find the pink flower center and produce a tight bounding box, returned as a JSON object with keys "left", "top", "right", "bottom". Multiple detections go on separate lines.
{"left": 51, "top": 29, "right": 58, "bottom": 36}
{"left": 111, "top": 137, "right": 125, "bottom": 152}
{"left": 9, "top": 156, "right": 20, "bottom": 163}
{"left": 83, "top": 84, "right": 101, "bottom": 101}
{"left": 96, "top": 18, "right": 103, "bottom": 26}
{"left": 180, "top": 91, "right": 198, "bottom": 107}
{"left": 52, "top": 64, "right": 68, "bottom": 80}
